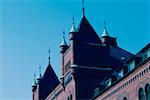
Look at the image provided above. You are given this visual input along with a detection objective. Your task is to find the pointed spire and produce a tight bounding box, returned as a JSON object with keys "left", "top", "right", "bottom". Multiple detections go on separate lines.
{"left": 48, "top": 49, "right": 50, "bottom": 65}
{"left": 82, "top": 0, "right": 85, "bottom": 16}
{"left": 32, "top": 73, "right": 37, "bottom": 87}
{"left": 37, "top": 66, "right": 42, "bottom": 81}
{"left": 60, "top": 31, "right": 67, "bottom": 46}
{"left": 70, "top": 16, "right": 77, "bottom": 33}
{"left": 102, "top": 19, "right": 109, "bottom": 37}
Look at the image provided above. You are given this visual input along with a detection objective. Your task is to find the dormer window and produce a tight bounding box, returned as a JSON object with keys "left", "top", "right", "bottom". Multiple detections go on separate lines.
{"left": 105, "top": 78, "right": 112, "bottom": 87}
{"left": 94, "top": 87, "right": 100, "bottom": 97}
{"left": 118, "top": 69, "right": 124, "bottom": 78}
{"left": 143, "top": 49, "right": 150, "bottom": 61}
{"left": 128, "top": 60, "right": 135, "bottom": 71}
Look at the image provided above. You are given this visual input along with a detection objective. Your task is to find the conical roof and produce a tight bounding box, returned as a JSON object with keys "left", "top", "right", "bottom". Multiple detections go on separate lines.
{"left": 60, "top": 38, "right": 67, "bottom": 46}
{"left": 32, "top": 74, "right": 37, "bottom": 87}
{"left": 36, "top": 73, "right": 42, "bottom": 80}
{"left": 32, "top": 80, "right": 37, "bottom": 87}
{"left": 102, "top": 27, "right": 109, "bottom": 37}
{"left": 41, "top": 64, "right": 60, "bottom": 98}
{"left": 37, "top": 66, "right": 42, "bottom": 81}
{"left": 77, "top": 16, "right": 101, "bottom": 44}
{"left": 70, "top": 23, "right": 77, "bottom": 33}
{"left": 60, "top": 31, "right": 68, "bottom": 46}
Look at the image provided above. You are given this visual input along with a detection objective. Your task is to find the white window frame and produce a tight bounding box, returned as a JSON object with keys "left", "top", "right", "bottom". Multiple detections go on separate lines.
{"left": 128, "top": 60, "right": 135, "bottom": 71}
{"left": 118, "top": 69, "right": 124, "bottom": 78}
{"left": 143, "top": 48, "right": 150, "bottom": 60}
{"left": 105, "top": 78, "right": 112, "bottom": 87}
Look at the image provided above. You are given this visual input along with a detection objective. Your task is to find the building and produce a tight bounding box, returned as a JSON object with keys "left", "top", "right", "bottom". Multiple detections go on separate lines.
{"left": 31, "top": 2, "right": 150, "bottom": 100}
{"left": 93, "top": 43, "right": 150, "bottom": 100}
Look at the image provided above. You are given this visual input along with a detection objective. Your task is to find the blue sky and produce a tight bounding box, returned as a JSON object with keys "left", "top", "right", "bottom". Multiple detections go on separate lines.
{"left": 0, "top": 0, "right": 149, "bottom": 100}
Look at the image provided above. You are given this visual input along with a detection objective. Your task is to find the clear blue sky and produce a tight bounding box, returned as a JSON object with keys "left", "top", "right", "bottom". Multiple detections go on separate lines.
{"left": 0, "top": 0, "right": 149, "bottom": 100}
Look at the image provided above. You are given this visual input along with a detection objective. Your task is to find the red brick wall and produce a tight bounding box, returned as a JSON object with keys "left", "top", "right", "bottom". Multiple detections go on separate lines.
{"left": 46, "top": 77, "right": 76, "bottom": 100}
{"left": 96, "top": 60, "right": 150, "bottom": 100}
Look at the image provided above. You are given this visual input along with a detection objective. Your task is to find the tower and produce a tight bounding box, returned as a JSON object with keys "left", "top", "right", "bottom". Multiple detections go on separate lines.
{"left": 69, "top": 17, "right": 77, "bottom": 65}
{"left": 59, "top": 31, "right": 69, "bottom": 86}
{"left": 101, "top": 20, "right": 117, "bottom": 46}
{"left": 32, "top": 0, "right": 135, "bottom": 99}
{"left": 32, "top": 50, "right": 60, "bottom": 100}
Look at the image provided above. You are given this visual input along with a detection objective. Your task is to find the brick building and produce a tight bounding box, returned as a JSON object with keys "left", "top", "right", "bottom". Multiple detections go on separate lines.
{"left": 93, "top": 44, "right": 150, "bottom": 100}
{"left": 31, "top": 3, "right": 150, "bottom": 100}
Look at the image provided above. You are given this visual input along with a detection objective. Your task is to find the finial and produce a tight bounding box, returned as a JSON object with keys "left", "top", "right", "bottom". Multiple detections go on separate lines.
{"left": 39, "top": 66, "right": 41, "bottom": 75}
{"left": 102, "top": 19, "right": 109, "bottom": 37}
{"left": 32, "top": 73, "right": 37, "bottom": 88}
{"left": 70, "top": 16, "right": 77, "bottom": 33}
{"left": 34, "top": 73, "right": 36, "bottom": 80}
{"left": 63, "top": 30, "right": 65, "bottom": 40}
{"left": 60, "top": 30, "right": 67, "bottom": 46}
{"left": 82, "top": 0, "right": 85, "bottom": 16}
{"left": 72, "top": 16, "right": 75, "bottom": 25}
{"left": 48, "top": 48, "right": 50, "bottom": 64}
{"left": 104, "top": 19, "right": 106, "bottom": 29}
{"left": 38, "top": 66, "right": 42, "bottom": 79}
{"left": 36, "top": 66, "right": 42, "bottom": 82}
{"left": 33, "top": 73, "right": 36, "bottom": 85}
{"left": 63, "top": 30, "right": 65, "bottom": 39}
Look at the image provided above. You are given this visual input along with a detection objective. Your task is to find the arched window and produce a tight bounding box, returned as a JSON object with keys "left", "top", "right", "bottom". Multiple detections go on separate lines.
{"left": 145, "top": 84, "right": 150, "bottom": 100}
{"left": 138, "top": 88, "right": 145, "bottom": 100}
{"left": 123, "top": 97, "right": 127, "bottom": 100}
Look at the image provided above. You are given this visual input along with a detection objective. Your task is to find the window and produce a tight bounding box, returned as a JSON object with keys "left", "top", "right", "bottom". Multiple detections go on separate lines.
{"left": 106, "top": 78, "right": 112, "bottom": 87}
{"left": 118, "top": 69, "right": 124, "bottom": 78}
{"left": 145, "top": 84, "right": 150, "bottom": 100}
{"left": 128, "top": 60, "right": 135, "bottom": 71}
{"left": 143, "top": 49, "right": 150, "bottom": 60}
{"left": 94, "top": 87, "right": 99, "bottom": 97}
{"left": 138, "top": 88, "right": 145, "bottom": 100}
{"left": 123, "top": 97, "right": 127, "bottom": 100}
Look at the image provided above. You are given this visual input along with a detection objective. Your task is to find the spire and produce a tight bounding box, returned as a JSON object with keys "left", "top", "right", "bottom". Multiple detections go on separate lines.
{"left": 102, "top": 19, "right": 109, "bottom": 37}
{"left": 32, "top": 73, "right": 37, "bottom": 87}
{"left": 48, "top": 49, "right": 50, "bottom": 65}
{"left": 82, "top": 0, "right": 85, "bottom": 16}
{"left": 37, "top": 66, "right": 42, "bottom": 81}
{"left": 77, "top": 16, "right": 102, "bottom": 44}
{"left": 70, "top": 16, "right": 77, "bottom": 33}
{"left": 60, "top": 31, "right": 67, "bottom": 46}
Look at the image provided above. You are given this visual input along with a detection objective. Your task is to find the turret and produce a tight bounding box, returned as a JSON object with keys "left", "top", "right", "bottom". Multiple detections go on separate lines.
{"left": 32, "top": 66, "right": 42, "bottom": 100}
{"left": 69, "top": 17, "right": 78, "bottom": 65}
{"left": 60, "top": 31, "right": 68, "bottom": 85}
{"left": 101, "top": 21, "right": 117, "bottom": 46}
{"left": 36, "top": 66, "right": 42, "bottom": 84}
{"left": 60, "top": 31, "right": 69, "bottom": 54}
{"left": 32, "top": 73, "right": 37, "bottom": 92}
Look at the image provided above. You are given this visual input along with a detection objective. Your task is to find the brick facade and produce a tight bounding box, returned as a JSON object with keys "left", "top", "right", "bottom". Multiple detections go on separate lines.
{"left": 31, "top": 7, "right": 150, "bottom": 99}
{"left": 95, "top": 59, "right": 150, "bottom": 100}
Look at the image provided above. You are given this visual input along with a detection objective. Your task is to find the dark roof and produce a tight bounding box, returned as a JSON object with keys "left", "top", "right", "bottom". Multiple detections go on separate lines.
{"left": 108, "top": 46, "right": 133, "bottom": 68}
{"left": 40, "top": 64, "right": 60, "bottom": 99}
{"left": 136, "top": 43, "right": 150, "bottom": 55}
{"left": 92, "top": 43, "right": 150, "bottom": 99}
{"left": 76, "top": 16, "right": 101, "bottom": 44}
{"left": 74, "top": 16, "right": 133, "bottom": 68}
{"left": 75, "top": 43, "right": 133, "bottom": 69}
